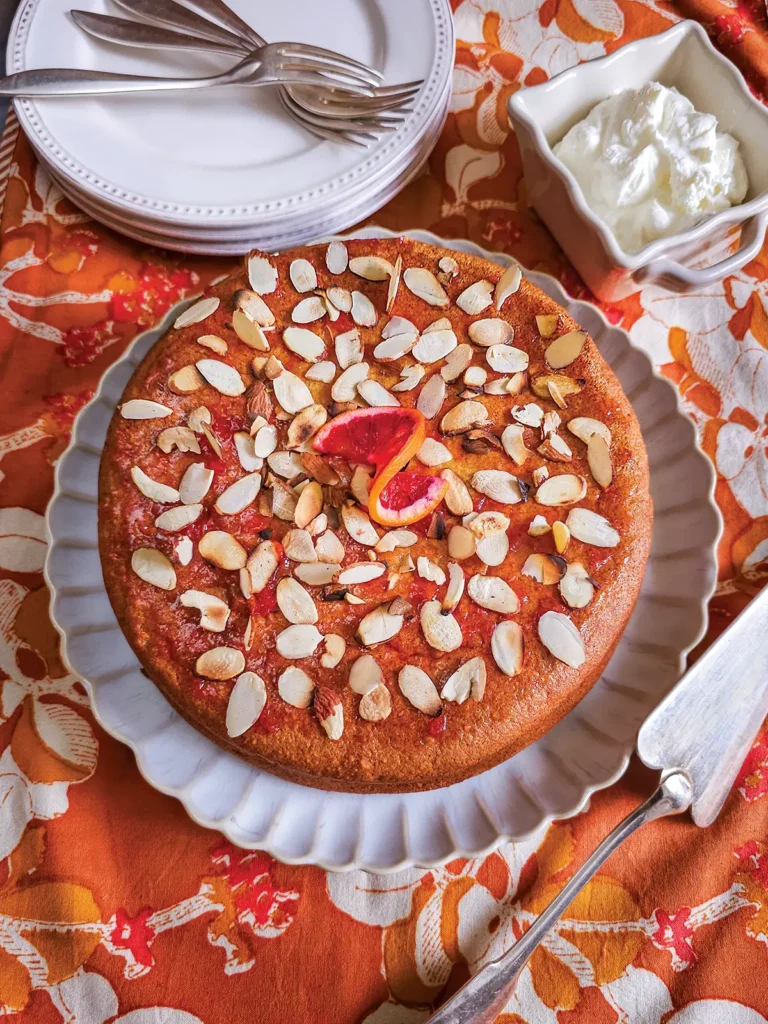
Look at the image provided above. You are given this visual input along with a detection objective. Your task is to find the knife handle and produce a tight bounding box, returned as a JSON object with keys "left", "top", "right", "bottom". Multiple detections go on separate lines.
{"left": 428, "top": 771, "right": 692, "bottom": 1024}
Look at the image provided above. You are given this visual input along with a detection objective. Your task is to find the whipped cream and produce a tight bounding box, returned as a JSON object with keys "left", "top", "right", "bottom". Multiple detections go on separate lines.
{"left": 553, "top": 82, "right": 748, "bottom": 254}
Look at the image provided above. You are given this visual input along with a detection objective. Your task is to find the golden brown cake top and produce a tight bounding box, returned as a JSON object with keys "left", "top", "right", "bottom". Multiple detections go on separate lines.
{"left": 98, "top": 237, "right": 651, "bottom": 792}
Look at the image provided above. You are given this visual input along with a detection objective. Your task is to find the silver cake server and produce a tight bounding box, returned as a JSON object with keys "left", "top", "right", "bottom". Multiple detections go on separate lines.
{"left": 430, "top": 582, "right": 768, "bottom": 1023}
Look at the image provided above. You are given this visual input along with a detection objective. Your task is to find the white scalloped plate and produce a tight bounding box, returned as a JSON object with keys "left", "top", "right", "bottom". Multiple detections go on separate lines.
{"left": 45, "top": 228, "right": 721, "bottom": 872}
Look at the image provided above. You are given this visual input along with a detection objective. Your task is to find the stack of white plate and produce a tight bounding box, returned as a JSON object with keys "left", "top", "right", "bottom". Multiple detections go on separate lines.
{"left": 7, "top": 0, "right": 454, "bottom": 254}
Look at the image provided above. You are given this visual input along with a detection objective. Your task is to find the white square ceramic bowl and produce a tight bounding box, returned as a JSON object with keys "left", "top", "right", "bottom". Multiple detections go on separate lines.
{"left": 508, "top": 20, "right": 768, "bottom": 302}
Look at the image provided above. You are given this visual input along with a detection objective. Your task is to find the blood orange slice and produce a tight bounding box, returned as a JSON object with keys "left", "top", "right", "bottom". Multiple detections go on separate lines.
{"left": 313, "top": 407, "right": 448, "bottom": 526}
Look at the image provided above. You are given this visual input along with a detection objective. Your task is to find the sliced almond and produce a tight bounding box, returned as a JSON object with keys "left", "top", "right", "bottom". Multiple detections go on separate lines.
{"left": 559, "top": 562, "right": 595, "bottom": 609}
{"left": 373, "top": 325, "right": 418, "bottom": 360}
{"left": 155, "top": 503, "right": 203, "bottom": 532}
{"left": 195, "top": 646, "right": 244, "bottom": 680}
{"left": 341, "top": 504, "right": 379, "bottom": 545}
{"left": 196, "top": 359, "right": 245, "bottom": 397}
{"left": 120, "top": 399, "right": 172, "bottom": 420}
{"left": 332, "top": 362, "right": 369, "bottom": 403}
{"left": 538, "top": 434, "right": 573, "bottom": 462}
{"left": 234, "top": 289, "right": 275, "bottom": 327}
{"left": 528, "top": 513, "right": 551, "bottom": 537}
{"left": 387, "top": 255, "right": 402, "bottom": 313}
{"left": 441, "top": 344, "right": 473, "bottom": 382}
{"left": 456, "top": 279, "right": 493, "bottom": 315}
{"left": 356, "top": 379, "right": 399, "bottom": 408}
{"left": 278, "top": 666, "right": 316, "bottom": 707}
{"left": 321, "top": 634, "right": 347, "bottom": 670}
{"left": 447, "top": 524, "right": 476, "bottom": 560}
{"left": 420, "top": 600, "right": 462, "bottom": 652}
{"left": 565, "top": 507, "right": 620, "bottom": 547}
{"left": 507, "top": 372, "right": 527, "bottom": 396}
{"left": 197, "top": 530, "right": 245, "bottom": 570}
{"left": 327, "top": 287, "right": 352, "bottom": 313}
{"left": 356, "top": 603, "right": 404, "bottom": 646}
{"left": 545, "top": 330, "right": 588, "bottom": 369}
{"left": 415, "top": 375, "right": 446, "bottom": 421}
{"left": 349, "top": 653, "right": 383, "bottom": 694}
{"left": 487, "top": 344, "right": 529, "bottom": 374}
{"left": 276, "top": 577, "right": 318, "bottom": 625}
{"left": 553, "top": 520, "right": 570, "bottom": 554}
{"left": 413, "top": 327, "right": 457, "bottom": 364}
{"left": 283, "top": 529, "right": 317, "bottom": 563}
{"left": 417, "top": 557, "right": 446, "bottom": 585}
{"left": 306, "top": 360, "right": 337, "bottom": 383}
{"left": 179, "top": 463, "right": 214, "bottom": 504}
{"left": 168, "top": 365, "right": 204, "bottom": 394}
{"left": 174, "top": 296, "right": 219, "bottom": 329}
{"left": 130, "top": 466, "right": 179, "bottom": 503}
{"left": 282, "top": 326, "right": 325, "bottom": 363}
{"left": 531, "top": 374, "right": 584, "bottom": 401}
{"left": 467, "top": 575, "right": 519, "bottom": 614}
{"left": 289, "top": 258, "right": 317, "bottom": 293}
{"left": 471, "top": 470, "right": 522, "bottom": 505}
{"left": 345, "top": 593, "right": 365, "bottom": 605}
{"left": 287, "top": 404, "right": 327, "bottom": 449}
{"left": 268, "top": 451, "right": 304, "bottom": 481}
{"left": 522, "top": 552, "right": 566, "bottom": 585}
{"left": 535, "top": 474, "right": 587, "bottom": 507}
{"left": 156, "top": 426, "right": 200, "bottom": 454}
{"left": 263, "top": 355, "right": 284, "bottom": 381}
{"left": 232, "top": 309, "right": 270, "bottom": 350}
{"left": 349, "top": 255, "right": 394, "bottom": 281}
{"left": 547, "top": 380, "right": 568, "bottom": 410}
{"left": 475, "top": 531, "right": 509, "bottom": 567}
{"left": 439, "top": 468, "right": 473, "bottom": 515}
{"left": 325, "top": 241, "right": 348, "bottom": 275}
{"left": 351, "top": 291, "right": 377, "bottom": 327}
{"left": 244, "top": 539, "right": 277, "bottom": 593}
{"left": 306, "top": 512, "right": 328, "bottom": 537}
{"left": 233, "top": 431, "right": 263, "bottom": 472}
{"left": 295, "top": 562, "right": 340, "bottom": 586}
{"left": 392, "top": 365, "right": 426, "bottom": 392}
{"left": 399, "top": 665, "right": 442, "bottom": 716}
{"left": 512, "top": 405, "right": 543, "bottom": 430}
{"left": 491, "top": 621, "right": 524, "bottom": 676}
{"left": 501, "top": 424, "right": 528, "bottom": 466}
{"left": 174, "top": 536, "right": 193, "bottom": 566}
{"left": 337, "top": 561, "right": 386, "bottom": 585}
{"left": 382, "top": 315, "right": 418, "bottom": 340}
{"left": 440, "top": 399, "right": 489, "bottom": 435}
{"left": 187, "top": 406, "right": 211, "bottom": 434}
{"left": 247, "top": 255, "right": 278, "bottom": 294}
{"left": 200, "top": 422, "right": 224, "bottom": 461}
{"left": 437, "top": 255, "right": 459, "bottom": 282}
{"left": 315, "top": 530, "right": 346, "bottom": 563}
{"left": 441, "top": 656, "right": 485, "bottom": 704}
{"left": 226, "top": 672, "right": 267, "bottom": 737}
{"left": 214, "top": 473, "right": 261, "bottom": 515}
{"left": 334, "top": 328, "right": 362, "bottom": 369}
{"left": 536, "top": 313, "right": 559, "bottom": 337}
{"left": 532, "top": 466, "right": 549, "bottom": 488}
{"left": 349, "top": 465, "right": 372, "bottom": 507}
{"left": 464, "top": 366, "right": 487, "bottom": 388}
{"left": 375, "top": 529, "right": 418, "bottom": 553}
{"left": 359, "top": 683, "right": 391, "bottom": 722}
{"left": 494, "top": 264, "right": 522, "bottom": 309}
{"left": 587, "top": 434, "right": 613, "bottom": 489}
{"left": 276, "top": 624, "right": 323, "bottom": 660}
{"left": 197, "top": 334, "right": 228, "bottom": 355}
{"left": 468, "top": 510, "right": 509, "bottom": 538}
{"left": 468, "top": 319, "right": 515, "bottom": 348}
{"left": 538, "top": 611, "right": 585, "bottom": 667}
{"left": 442, "top": 562, "right": 465, "bottom": 612}
{"left": 567, "top": 417, "right": 611, "bottom": 446}
{"left": 542, "top": 411, "right": 561, "bottom": 439}
{"left": 131, "top": 547, "right": 176, "bottom": 590}
{"left": 417, "top": 438, "right": 452, "bottom": 467}
{"left": 483, "top": 377, "right": 511, "bottom": 395}
{"left": 292, "top": 295, "right": 326, "bottom": 324}
{"left": 274, "top": 370, "right": 314, "bottom": 414}
{"left": 294, "top": 481, "right": 323, "bottom": 529}
{"left": 403, "top": 267, "right": 449, "bottom": 307}
{"left": 180, "top": 590, "right": 230, "bottom": 632}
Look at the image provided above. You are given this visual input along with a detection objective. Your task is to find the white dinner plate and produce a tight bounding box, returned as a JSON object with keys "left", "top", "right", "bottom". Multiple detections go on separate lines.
{"left": 45, "top": 228, "right": 721, "bottom": 872}
{"left": 8, "top": 0, "right": 454, "bottom": 227}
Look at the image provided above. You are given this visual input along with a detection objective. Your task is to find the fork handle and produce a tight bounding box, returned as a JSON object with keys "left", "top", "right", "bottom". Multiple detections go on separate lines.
{"left": 0, "top": 68, "right": 227, "bottom": 96}
{"left": 428, "top": 771, "right": 693, "bottom": 1024}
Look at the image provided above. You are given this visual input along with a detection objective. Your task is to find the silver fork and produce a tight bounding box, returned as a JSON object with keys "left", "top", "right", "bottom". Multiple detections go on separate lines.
{"left": 0, "top": 41, "right": 378, "bottom": 97}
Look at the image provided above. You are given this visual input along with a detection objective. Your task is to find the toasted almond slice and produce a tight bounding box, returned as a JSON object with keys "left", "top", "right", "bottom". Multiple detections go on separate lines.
{"left": 512, "top": 405, "right": 544, "bottom": 431}
{"left": 440, "top": 399, "right": 489, "bottom": 435}
{"left": 155, "top": 503, "right": 203, "bottom": 532}
{"left": 341, "top": 504, "right": 379, "bottom": 546}
{"left": 494, "top": 264, "right": 522, "bottom": 309}
{"left": 375, "top": 529, "right": 417, "bottom": 554}
{"left": 553, "top": 520, "right": 570, "bottom": 554}
{"left": 247, "top": 254, "right": 278, "bottom": 294}
{"left": 231, "top": 309, "right": 270, "bottom": 351}
{"left": 420, "top": 600, "right": 462, "bottom": 652}
{"left": 315, "top": 687, "right": 344, "bottom": 738}
{"left": 321, "top": 634, "right": 346, "bottom": 670}
{"left": 276, "top": 577, "right": 318, "bottom": 625}
{"left": 245, "top": 540, "right": 278, "bottom": 593}
{"left": 373, "top": 332, "right": 417, "bottom": 361}
{"left": 233, "top": 431, "right": 263, "bottom": 472}
{"left": 439, "top": 468, "right": 473, "bottom": 515}
{"left": 392, "top": 364, "right": 426, "bottom": 392}
{"left": 263, "top": 355, "right": 284, "bottom": 380}
{"left": 358, "top": 379, "right": 400, "bottom": 408}
{"left": 559, "top": 562, "right": 594, "bottom": 609}
{"left": 239, "top": 567, "right": 253, "bottom": 599}
{"left": 422, "top": 317, "right": 451, "bottom": 335}
{"left": 197, "top": 333, "right": 228, "bottom": 355}
{"left": 349, "top": 653, "right": 383, "bottom": 694}
{"left": 486, "top": 344, "right": 529, "bottom": 374}
{"left": 156, "top": 426, "right": 200, "bottom": 454}
{"left": 351, "top": 290, "right": 377, "bottom": 327}
{"left": 413, "top": 375, "right": 445, "bottom": 421}
{"left": 332, "top": 362, "right": 369, "bottom": 403}
{"left": 277, "top": 624, "right": 323, "bottom": 660}
{"left": 522, "top": 552, "right": 566, "bottom": 585}
{"left": 327, "top": 287, "right": 352, "bottom": 313}
{"left": 295, "top": 481, "right": 323, "bottom": 529}
{"left": 547, "top": 380, "right": 568, "bottom": 410}
{"left": 226, "top": 672, "right": 267, "bottom": 736}
{"left": 179, "top": 463, "right": 214, "bottom": 504}
{"left": 306, "top": 360, "right": 336, "bottom": 383}
{"left": 200, "top": 422, "right": 224, "bottom": 461}
{"left": 199, "top": 530, "right": 247, "bottom": 570}
{"left": 282, "top": 529, "right": 317, "bottom": 563}
{"left": 294, "top": 562, "right": 340, "bottom": 586}
{"left": 337, "top": 561, "right": 386, "bottom": 585}
{"left": 447, "top": 525, "right": 476, "bottom": 560}
{"left": 464, "top": 366, "right": 487, "bottom": 388}
{"left": 278, "top": 666, "right": 316, "bottom": 706}
{"left": 131, "top": 547, "right": 176, "bottom": 590}
{"left": 442, "top": 561, "right": 465, "bottom": 612}
{"left": 252, "top": 423, "right": 278, "bottom": 459}
{"left": 468, "top": 510, "right": 509, "bottom": 537}
{"left": 538, "top": 610, "right": 585, "bottom": 667}
{"left": 168, "top": 365, "right": 204, "bottom": 394}
{"left": 196, "top": 646, "right": 244, "bottom": 680}
{"left": 437, "top": 255, "right": 459, "bottom": 281}
{"left": 333, "top": 328, "right": 362, "bottom": 369}
{"left": 567, "top": 417, "right": 611, "bottom": 446}
{"left": 545, "top": 330, "right": 588, "bottom": 369}
{"left": 456, "top": 279, "right": 493, "bottom": 315}
{"left": 196, "top": 359, "right": 246, "bottom": 397}
{"left": 130, "top": 466, "right": 179, "bottom": 503}
{"left": 531, "top": 374, "right": 584, "bottom": 401}
{"left": 441, "top": 656, "right": 486, "bottom": 704}
{"left": 315, "top": 530, "right": 346, "bottom": 563}
{"left": 475, "top": 531, "right": 509, "bottom": 566}
{"left": 413, "top": 326, "right": 457, "bottom": 365}
{"left": 588, "top": 434, "right": 613, "bottom": 489}
{"left": 387, "top": 255, "right": 402, "bottom": 313}
{"left": 468, "top": 319, "right": 515, "bottom": 347}
{"left": 289, "top": 258, "right": 317, "bottom": 293}
{"left": 417, "top": 438, "right": 452, "bottom": 467}
{"left": 174, "top": 536, "right": 193, "bottom": 566}
{"left": 292, "top": 295, "right": 326, "bottom": 324}
{"left": 187, "top": 406, "right": 211, "bottom": 433}
{"left": 274, "top": 370, "right": 314, "bottom": 414}
{"left": 268, "top": 451, "right": 304, "bottom": 480}
{"left": 542, "top": 411, "right": 562, "bottom": 439}
{"left": 180, "top": 590, "right": 230, "bottom": 632}
{"left": 399, "top": 664, "right": 442, "bottom": 715}
{"left": 349, "top": 255, "right": 394, "bottom": 281}
{"left": 565, "top": 507, "right": 620, "bottom": 547}
{"left": 535, "top": 474, "right": 587, "bottom": 507}
{"left": 359, "top": 683, "right": 392, "bottom": 721}
{"left": 214, "top": 473, "right": 261, "bottom": 515}
{"left": 501, "top": 424, "right": 528, "bottom": 466}
{"left": 508, "top": 372, "right": 527, "bottom": 396}
{"left": 417, "top": 557, "right": 446, "bottom": 585}
{"left": 382, "top": 315, "right": 418, "bottom": 339}
{"left": 403, "top": 267, "right": 449, "bottom": 307}
{"left": 491, "top": 621, "right": 524, "bottom": 676}
{"left": 532, "top": 466, "right": 549, "bottom": 488}
{"left": 175, "top": 296, "right": 219, "bottom": 329}
{"left": 287, "top": 404, "right": 327, "bottom": 449}
{"left": 121, "top": 399, "right": 172, "bottom": 420}
{"left": 305, "top": 513, "right": 327, "bottom": 537}
{"left": 528, "top": 513, "right": 551, "bottom": 536}
{"left": 235, "top": 288, "right": 275, "bottom": 327}
{"left": 538, "top": 434, "right": 573, "bottom": 462}
{"left": 349, "top": 465, "right": 371, "bottom": 507}
{"left": 440, "top": 344, "right": 473, "bottom": 382}
{"left": 467, "top": 575, "right": 519, "bottom": 613}
{"left": 356, "top": 603, "right": 404, "bottom": 645}
{"left": 282, "top": 326, "right": 325, "bottom": 363}
{"left": 325, "top": 241, "right": 348, "bottom": 275}
{"left": 471, "top": 470, "right": 522, "bottom": 504}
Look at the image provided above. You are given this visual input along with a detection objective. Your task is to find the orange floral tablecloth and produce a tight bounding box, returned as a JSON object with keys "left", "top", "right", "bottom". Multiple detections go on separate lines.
{"left": 2, "top": 1, "right": 768, "bottom": 1022}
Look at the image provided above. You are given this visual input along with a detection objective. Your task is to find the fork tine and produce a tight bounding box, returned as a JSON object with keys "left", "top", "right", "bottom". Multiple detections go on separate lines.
{"left": 273, "top": 68, "right": 375, "bottom": 95}
{"left": 302, "top": 91, "right": 416, "bottom": 113}
{"left": 275, "top": 41, "right": 383, "bottom": 81}
{"left": 280, "top": 92, "right": 397, "bottom": 134}
{"left": 275, "top": 60, "right": 377, "bottom": 91}
{"left": 273, "top": 48, "right": 380, "bottom": 87}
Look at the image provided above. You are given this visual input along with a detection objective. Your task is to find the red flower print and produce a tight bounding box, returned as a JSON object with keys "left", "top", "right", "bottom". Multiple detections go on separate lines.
{"left": 736, "top": 731, "right": 768, "bottom": 803}
{"left": 60, "top": 320, "right": 116, "bottom": 367}
{"left": 110, "top": 263, "right": 198, "bottom": 328}
{"left": 43, "top": 389, "right": 94, "bottom": 431}
{"left": 651, "top": 907, "right": 696, "bottom": 969}
{"left": 110, "top": 907, "right": 156, "bottom": 969}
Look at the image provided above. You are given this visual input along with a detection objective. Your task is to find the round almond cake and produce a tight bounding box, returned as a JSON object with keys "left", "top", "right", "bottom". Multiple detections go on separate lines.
{"left": 99, "top": 237, "right": 652, "bottom": 793}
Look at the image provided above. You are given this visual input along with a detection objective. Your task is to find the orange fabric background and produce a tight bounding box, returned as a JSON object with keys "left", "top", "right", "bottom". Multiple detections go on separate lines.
{"left": 2, "top": 1, "right": 768, "bottom": 1022}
